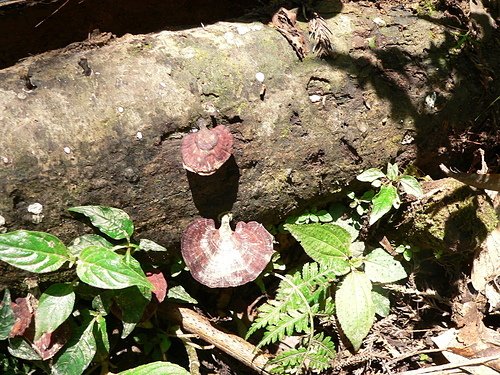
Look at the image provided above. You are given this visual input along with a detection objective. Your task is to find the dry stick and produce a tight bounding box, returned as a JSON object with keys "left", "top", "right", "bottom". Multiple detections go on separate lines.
{"left": 398, "top": 354, "right": 500, "bottom": 375}
{"left": 161, "top": 303, "right": 272, "bottom": 374}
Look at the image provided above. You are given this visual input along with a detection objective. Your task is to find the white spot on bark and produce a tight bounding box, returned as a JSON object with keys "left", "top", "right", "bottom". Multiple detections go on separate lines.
{"left": 63, "top": 147, "right": 71, "bottom": 154}
{"left": 136, "top": 131, "right": 143, "bottom": 140}
{"left": 117, "top": 106, "right": 124, "bottom": 113}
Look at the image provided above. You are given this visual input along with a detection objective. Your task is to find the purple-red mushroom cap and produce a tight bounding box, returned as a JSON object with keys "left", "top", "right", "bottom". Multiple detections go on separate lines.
{"left": 181, "top": 214, "right": 275, "bottom": 288}
{"left": 181, "top": 119, "right": 233, "bottom": 176}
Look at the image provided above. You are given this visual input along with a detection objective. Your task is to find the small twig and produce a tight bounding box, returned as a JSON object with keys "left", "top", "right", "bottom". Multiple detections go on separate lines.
{"left": 397, "top": 354, "right": 500, "bottom": 374}
{"left": 160, "top": 303, "right": 271, "bottom": 374}
{"left": 387, "top": 348, "right": 449, "bottom": 365}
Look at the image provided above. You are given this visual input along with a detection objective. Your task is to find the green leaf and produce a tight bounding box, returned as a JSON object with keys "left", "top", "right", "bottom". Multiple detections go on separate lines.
{"left": 356, "top": 168, "right": 385, "bottom": 182}
{"left": 364, "top": 248, "right": 407, "bottom": 283}
{"left": 284, "top": 224, "right": 351, "bottom": 275}
{"left": 8, "top": 338, "right": 42, "bottom": 361}
{"left": 369, "top": 185, "right": 398, "bottom": 225}
{"left": 0, "top": 289, "right": 15, "bottom": 340}
{"left": 68, "top": 234, "right": 113, "bottom": 257}
{"left": 69, "top": 206, "right": 134, "bottom": 241}
{"left": 138, "top": 239, "right": 168, "bottom": 252}
{"left": 372, "top": 287, "right": 390, "bottom": 317}
{"left": 35, "top": 283, "right": 75, "bottom": 340}
{"left": 93, "top": 315, "right": 109, "bottom": 362}
{"left": 116, "top": 361, "right": 189, "bottom": 375}
{"left": 167, "top": 285, "right": 198, "bottom": 304}
{"left": 0, "top": 231, "right": 70, "bottom": 273}
{"left": 399, "top": 175, "right": 424, "bottom": 198}
{"left": 335, "top": 271, "right": 374, "bottom": 351}
{"left": 76, "top": 246, "right": 152, "bottom": 290}
{"left": 112, "top": 287, "right": 151, "bottom": 338}
{"left": 51, "top": 317, "right": 96, "bottom": 375}
{"left": 386, "top": 162, "right": 399, "bottom": 181}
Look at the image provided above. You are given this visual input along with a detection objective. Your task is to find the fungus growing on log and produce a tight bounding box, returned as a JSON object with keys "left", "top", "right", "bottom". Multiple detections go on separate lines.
{"left": 181, "top": 214, "right": 274, "bottom": 288}
{"left": 181, "top": 119, "right": 233, "bottom": 176}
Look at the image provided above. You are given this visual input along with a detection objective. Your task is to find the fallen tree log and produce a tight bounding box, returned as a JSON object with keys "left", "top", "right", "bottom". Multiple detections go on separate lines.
{"left": 0, "top": 2, "right": 497, "bottom": 289}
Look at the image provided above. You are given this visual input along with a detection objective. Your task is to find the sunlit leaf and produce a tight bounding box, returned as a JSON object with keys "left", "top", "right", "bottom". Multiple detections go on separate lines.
{"left": 147, "top": 270, "right": 168, "bottom": 303}
{"left": 167, "top": 285, "right": 198, "bottom": 304}
{"left": 364, "top": 248, "right": 407, "bottom": 283}
{"left": 51, "top": 317, "right": 96, "bottom": 375}
{"left": 284, "top": 224, "right": 351, "bottom": 275}
{"left": 69, "top": 206, "right": 134, "bottom": 241}
{"left": 116, "top": 361, "right": 189, "bottom": 375}
{"left": 399, "top": 175, "right": 424, "bottom": 198}
{"left": 357, "top": 168, "right": 385, "bottom": 182}
{"left": 68, "top": 234, "right": 113, "bottom": 257}
{"left": 76, "top": 246, "right": 152, "bottom": 290}
{"left": 372, "top": 286, "right": 390, "bottom": 317}
{"left": 0, "top": 289, "right": 15, "bottom": 340}
{"left": 0, "top": 231, "right": 70, "bottom": 273}
{"left": 138, "top": 239, "right": 168, "bottom": 252}
{"left": 93, "top": 315, "right": 109, "bottom": 362}
{"left": 35, "top": 283, "right": 75, "bottom": 340}
{"left": 335, "top": 271, "right": 374, "bottom": 351}
{"left": 369, "top": 185, "right": 398, "bottom": 225}
{"left": 8, "top": 338, "right": 42, "bottom": 361}
{"left": 386, "top": 162, "right": 399, "bottom": 181}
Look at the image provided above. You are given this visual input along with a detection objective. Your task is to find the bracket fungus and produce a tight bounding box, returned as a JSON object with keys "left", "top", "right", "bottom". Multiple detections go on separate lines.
{"left": 181, "top": 214, "right": 274, "bottom": 288}
{"left": 181, "top": 118, "right": 233, "bottom": 176}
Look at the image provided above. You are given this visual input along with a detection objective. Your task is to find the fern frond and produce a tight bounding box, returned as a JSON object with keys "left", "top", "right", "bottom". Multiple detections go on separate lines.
{"left": 268, "top": 333, "right": 336, "bottom": 374}
{"left": 247, "top": 262, "right": 336, "bottom": 340}
{"left": 268, "top": 347, "right": 308, "bottom": 374}
{"left": 307, "top": 332, "right": 336, "bottom": 371}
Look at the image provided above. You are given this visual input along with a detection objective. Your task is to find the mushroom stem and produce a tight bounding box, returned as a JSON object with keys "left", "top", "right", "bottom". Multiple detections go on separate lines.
{"left": 218, "top": 213, "right": 233, "bottom": 239}
{"left": 196, "top": 117, "right": 209, "bottom": 131}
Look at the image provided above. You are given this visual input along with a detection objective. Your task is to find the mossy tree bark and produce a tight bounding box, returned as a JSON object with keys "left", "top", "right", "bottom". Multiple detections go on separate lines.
{"left": 0, "top": 2, "right": 498, "bottom": 288}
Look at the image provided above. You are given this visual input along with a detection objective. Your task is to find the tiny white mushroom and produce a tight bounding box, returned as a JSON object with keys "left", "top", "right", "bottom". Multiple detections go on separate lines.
{"left": 136, "top": 131, "right": 143, "bottom": 140}
{"left": 28, "top": 203, "right": 43, "bottom": 215}
{"left": 255, "top": 72, "right": 265, "bottom": 83}
{"left": 63, "top": 146, "right": 71, "bottom": 154}
{"left": 309, "top": 94, "right": 322, "bottom": 103}
{"left": 117, "top": 106, "right": 124, "bottom": 113}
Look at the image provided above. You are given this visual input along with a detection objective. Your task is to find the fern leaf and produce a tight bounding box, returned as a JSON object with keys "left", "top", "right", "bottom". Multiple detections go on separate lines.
{"left": 247, "top": 263, "right": 336, "bottom": 342}
{"left": 307, "top": 332, "right": 336, "bottom": 371}
{"left": 268, "top": 347, "right": 308, "bottom": 374}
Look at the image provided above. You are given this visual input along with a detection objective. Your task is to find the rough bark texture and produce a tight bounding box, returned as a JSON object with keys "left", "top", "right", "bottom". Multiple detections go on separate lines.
{"left": 0, "top": 3, "right": 497, "bottom": 288}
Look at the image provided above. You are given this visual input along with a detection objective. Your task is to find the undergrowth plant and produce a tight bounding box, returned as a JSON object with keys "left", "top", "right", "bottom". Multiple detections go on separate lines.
{"left": 248, "top": 164, "right": 423, "bottom": 374}
{"left": 0, "top": 206, "right": 192, "bottom": 375}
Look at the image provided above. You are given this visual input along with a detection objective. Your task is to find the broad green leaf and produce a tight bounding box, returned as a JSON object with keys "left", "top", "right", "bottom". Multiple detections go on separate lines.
{"left": 372, "top": 287, "right": 390, "bottom": 317}
{"left": 356, "top": 168, "right": 385, "bottom": 182}
{"left": 123, "top": 253, "right": 153, "bottom": 300}
{"left": 369, "top": 185, "right": 398, "bottom": 225}
{"left": 0, "top": 231, "right": 70, "bottom": 273}
{"left": 138, "top": 239, "right": 168, "bottom": 252}
{"left": 284, "top": 224, "right": 351, "bottom": 275}
{"left": 335, "top": 271, "right": 374, "bottom": 351}
{"left": 51, "top": 317, "right": 96, "bottom": 375}
{"left": 399, "top": 175, "right": 424, "bottom": 198}
{"left": 0, "top": 289, "right": 15, "bottom": 340}
{"left": 69, "top": 206, "right": 134, "bottom": 241}
{"left": 364, "top": 248, "right": 407, "bottom": 283}
{"left": 8, "top": 338, "right": 42, "bottom": 360}
{"left": 112, "top": 286, "right": 151, "bottom": 338}
{"left": 386, "top": 162, "right": 399, "bottom": 181}
{"left": 68, "top": 234, "right": 113, "bottom": 257}
{"left": 117, "top": 361, "right": 190, "bottom": 375}
{"left": 93, "top": 315, "right": 109, "bottom": 362}
{"left": 35, "top": 283, "right": 75, "bottom": 340}
{"left": 76, "top": 246, "right": 152, "bottom": 290}
{"left": 167, "top": 285, "right": 198, "bottom": 304}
